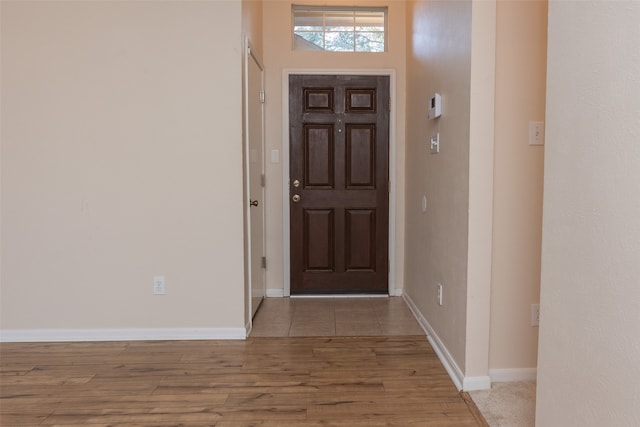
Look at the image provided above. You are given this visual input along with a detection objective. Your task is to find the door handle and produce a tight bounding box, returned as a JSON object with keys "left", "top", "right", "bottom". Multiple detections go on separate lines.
{"left": 250, "top": 200, "right": 259, "bottom": 207}
{"left": 292, "top": 194, "right": 301, "bottom": 203}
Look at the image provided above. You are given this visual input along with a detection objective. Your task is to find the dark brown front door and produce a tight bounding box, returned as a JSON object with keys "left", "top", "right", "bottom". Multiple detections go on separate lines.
{"left": 289, "top": 74, "right": 389, "bottom": 294}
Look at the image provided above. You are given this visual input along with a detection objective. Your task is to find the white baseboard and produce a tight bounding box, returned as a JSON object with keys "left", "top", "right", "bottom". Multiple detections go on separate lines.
{"left": 489, "top": 368, "right": 537, "bottom": 382}
{"left": 402, "top": 292, "right": 490, "bottom": 391}
{"left": 391, "top": 287, "right": 403, "bottom": 297}
{"left": 0, "top": 328, "right": 247, "bottom": 343}
{"left": 266, "top": 288, "right": 285, "bottom": 298}
{"left": 290, "top": 294, "right": 389, "bottom": 298}
{"left": 463, "top": 375, "right": 492, "bottom": 391}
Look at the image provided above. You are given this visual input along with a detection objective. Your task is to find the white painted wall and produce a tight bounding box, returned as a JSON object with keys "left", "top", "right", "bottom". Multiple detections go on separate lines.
{"left": 242, "top": 0, "right": 263, "bottom": 55}
{"left": 536, "top": 1, "right": 640, "bottom": 425}
{"left": 1, "top": 1, "right": 246, "bottom": 336}
{"left": 489, "top": 0, "right": 546, "bottom": 376}
{"left": 262, "top": 0, "right": 407, "bottom": 295}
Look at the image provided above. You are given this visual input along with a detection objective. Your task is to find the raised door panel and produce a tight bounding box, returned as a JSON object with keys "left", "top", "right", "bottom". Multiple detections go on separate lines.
{"left": 346, "top": 124, "right": 376, "bottom": 188}
{"left": 303, "top": 209, "right": 334, "bottom": 272}
{"left": 345, "top": 209, "right": 376, "bottom": 271}
{"left": 304, "top": 88, "right": 334, "bottom": 112}
{"left": 304, "top": 125, "right": 334, "bottom": 189}
{"left": 346, "top": 89, "right": 376, "bottom": 113}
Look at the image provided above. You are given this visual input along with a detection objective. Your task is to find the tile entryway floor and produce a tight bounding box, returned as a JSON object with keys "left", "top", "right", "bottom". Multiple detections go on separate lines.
{"left": 250, "top": 296, "right": 425, "bottom": 337}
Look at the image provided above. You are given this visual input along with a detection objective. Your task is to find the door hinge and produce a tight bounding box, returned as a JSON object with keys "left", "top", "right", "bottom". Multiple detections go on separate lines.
{"left": 389, "top": 99, "right": 391, "bottom": 112}
{"left": 261, "top": 256, "right": 267, "bottom": 269}
{"left": 259, "top": 90, "right": 265, "bottom": 104}
{"left": 261, "top": 174, "right": 265, "bottom": 187}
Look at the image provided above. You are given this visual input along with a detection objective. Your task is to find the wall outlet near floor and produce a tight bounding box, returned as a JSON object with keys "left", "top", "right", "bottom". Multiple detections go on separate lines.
{"left": 437, "top": 283, "right": 443, "bottom": 306}
{"left": 531, "top": 303, "right": 540, "bottom": 326}
{"left": 153, "top": 276, "right": 166, "bottom": 295}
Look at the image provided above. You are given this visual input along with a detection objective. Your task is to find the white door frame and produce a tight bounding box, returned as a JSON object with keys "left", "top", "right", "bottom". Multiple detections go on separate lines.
{"left": 282, "top": 69, "right": 398, "bottom": 297}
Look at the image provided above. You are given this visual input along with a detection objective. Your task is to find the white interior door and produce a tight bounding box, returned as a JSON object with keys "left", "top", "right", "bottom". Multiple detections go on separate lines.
{"left": 246, "top": 44, "right": 266, "bottom": 318}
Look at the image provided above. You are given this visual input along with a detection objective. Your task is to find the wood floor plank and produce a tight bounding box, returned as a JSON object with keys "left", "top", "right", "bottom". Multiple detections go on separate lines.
{"left": 1, "top": 336, "right": 481, "bottom": 426}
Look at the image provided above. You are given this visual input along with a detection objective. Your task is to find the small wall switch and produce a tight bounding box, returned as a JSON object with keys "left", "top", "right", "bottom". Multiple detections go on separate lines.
{"left": 430, "top": 133, "right": 440, "bottom": 154}
{"left": 529, "top": 121, "right": 545, "bottom": 146}
{"left": 437, "top": 283, "right": 443, "bottom": 306}
{"left": 531, "top": 304, "right": 540, "bottom": 326}
{"left": 421, "top": 195, "right": 427, "bottom": 213}
{"left": 153, "top": 276, "right": 166, "bottom": 295}
{"left": 270, "top": 149, "right": 280, "bottom": 163}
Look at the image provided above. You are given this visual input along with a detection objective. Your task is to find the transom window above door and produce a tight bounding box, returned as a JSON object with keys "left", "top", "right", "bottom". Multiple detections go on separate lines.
{"left": 292, "top": 6, "right": 387, "bottom": 53}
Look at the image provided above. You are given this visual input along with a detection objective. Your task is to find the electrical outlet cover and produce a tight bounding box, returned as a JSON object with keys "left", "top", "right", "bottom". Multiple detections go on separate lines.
{"left": 531, "top": 304, "right": 540, "bottom": 326}
{"left": 153, "top": 276, "right": 166, "bottom": 295}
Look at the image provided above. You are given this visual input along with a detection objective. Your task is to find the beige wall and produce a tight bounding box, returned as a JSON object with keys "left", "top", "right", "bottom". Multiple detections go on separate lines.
{"left": 1, "top": 1, "right": 246, "bottom": 332}
{"left": 243, "top": 0, "right": 263, "bottom": 56}
{"left": 537, "top": 1, "right": 640, "bottom": 425}
{"left": 404, "top": 0, "right": 473, "bottom": 374}
{"left": 489, "top": 0, "right": 546, "bottom": 373}
{"left": 262, "top": 0, "right": 407, "bottom": 294}
{"left": 406, "top": 0, "right": 547, "bottom": 385}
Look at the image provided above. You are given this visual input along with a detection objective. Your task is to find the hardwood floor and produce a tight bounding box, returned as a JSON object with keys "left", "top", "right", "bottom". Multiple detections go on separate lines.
{"left": 1, "top": 336, "right": 485, "bottom": 426}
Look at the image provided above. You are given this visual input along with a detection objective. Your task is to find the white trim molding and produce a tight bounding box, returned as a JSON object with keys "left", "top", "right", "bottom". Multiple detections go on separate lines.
{"left": 463, "top": 375, "right": 492, "bottom": 391}
{"left": 489, "top": 368, "right": 537, "bottom": 382}
{"left": 266, "top": 288, "right": 285, "bottom": 298}
{"left": 282, "top": 68, "right": 398, "bottom": 298}
{"left": 402, "top": 292, "right": 491, "bottom": 391}
{"left": 290, "top": 294, "right": 389, "bottom": 299}
{"left": 0, "top": 328, "right": 247, "bottom": 343}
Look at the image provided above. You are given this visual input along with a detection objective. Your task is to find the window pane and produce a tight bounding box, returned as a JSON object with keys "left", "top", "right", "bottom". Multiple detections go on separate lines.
{"left": 325, "top": 26, "right": 354, "bottom": 32}
{"left": 356, "top": 32, "right": 384, "bottom": 52}
{"left": 295, "top": 26, "right": 323, "bottom": 31}
{"left": 356, "top": 25, "right": 384, "bottom": 32}
{"left": 294, "top": 32, "right": 324, "bottom": 51}
{"left": 292, "top": 7, "right": 386, "bottom": 53}
{"left": 325, "top": 32, "right": 354, "bottom": 52}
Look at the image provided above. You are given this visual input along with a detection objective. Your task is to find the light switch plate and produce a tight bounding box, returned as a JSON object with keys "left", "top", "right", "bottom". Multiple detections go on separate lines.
{"left": 430, "top": 133, "right": 440, "bottom": 154}
{"left": 270, "top": 149, "right": 280, "bottom": 163}
{"left": 529, "top": 121, "right": 545, "bottom": 146}
{"left": 153, "top": 276, "right": 166, "bottom": 295}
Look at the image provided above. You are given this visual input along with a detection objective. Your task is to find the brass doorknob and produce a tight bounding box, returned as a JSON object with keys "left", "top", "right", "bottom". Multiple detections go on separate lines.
{"left": 292, "top": 194, "right": 301, "bottom": 203}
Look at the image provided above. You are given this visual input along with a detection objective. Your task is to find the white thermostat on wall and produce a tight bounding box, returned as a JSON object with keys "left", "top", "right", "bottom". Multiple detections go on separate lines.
{"left": 428, "top": 93, "right": 442, "bottom": 119}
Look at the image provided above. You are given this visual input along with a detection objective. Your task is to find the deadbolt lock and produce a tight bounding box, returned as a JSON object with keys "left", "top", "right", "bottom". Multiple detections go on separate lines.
{"left": 292, "top": 179, "right": 300, "bottom": 188}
